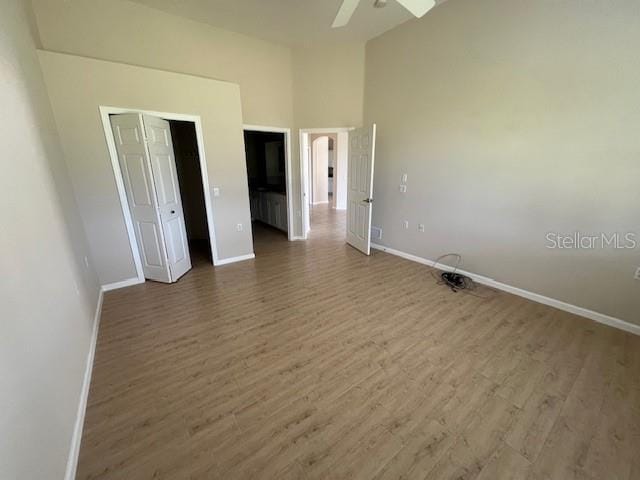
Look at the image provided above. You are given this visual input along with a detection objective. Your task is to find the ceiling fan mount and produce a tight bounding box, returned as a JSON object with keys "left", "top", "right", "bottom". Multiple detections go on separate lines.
{"left": 332, "top": 0, "right": 436, "bottom": 28}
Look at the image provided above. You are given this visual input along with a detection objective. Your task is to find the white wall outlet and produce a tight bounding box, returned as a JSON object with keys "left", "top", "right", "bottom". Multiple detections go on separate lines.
{"left": 399, "top": 185, "right": 407, "bottom": 193}
{"left": 371, "top": 226, "right": 383, "bottom": 240}
{"left": 236, "top": 223, "right": 243, "bottom": 232}
{"left": 401, "top": 173, "right": 408, "bottom": 183}
{"left": 418, "top": 224, "right": 425, "bottom": 232}
{"left": 213, "top": 187, "right": 220, "bottom": 197}
{"left": 634, "top": 267, "right": 640, "bottom": 280}
{"left": 402, "top": 220, "right": 409, "bottom": 229}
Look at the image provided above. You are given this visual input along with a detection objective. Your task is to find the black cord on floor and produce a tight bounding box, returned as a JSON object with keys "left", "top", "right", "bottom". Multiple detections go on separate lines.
{"left": 430, "top": 253, "right": 496, "bottom": 299}
{"left": 440, "top": 271, "right": 474, "bottom": 292}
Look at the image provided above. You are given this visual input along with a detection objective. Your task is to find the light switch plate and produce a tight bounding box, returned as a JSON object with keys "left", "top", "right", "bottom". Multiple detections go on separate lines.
{"left": 635, "top": 267, "right": 640, "bottom": 280}
{"left": 399, "top": 185, "right": 407, "bottom": 193}
{"left": 213, "top": 187, "right": 220, "bottom": 197}
{"left": 401, "top": 173, "right": 408, "bottom": 183}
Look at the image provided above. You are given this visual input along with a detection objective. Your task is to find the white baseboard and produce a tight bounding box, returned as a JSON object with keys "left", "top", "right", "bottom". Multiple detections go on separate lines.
{"left": 371, "top": 243, "right": 640, "bottom": 337}
{"left": 101, "top": 276, "right": 144, "bottom": 292}
{"left": 215, "top": 253, "right": 255, "bottom": 266}
{"left": 64, "top": 289, "right": 103, "bottom": 480}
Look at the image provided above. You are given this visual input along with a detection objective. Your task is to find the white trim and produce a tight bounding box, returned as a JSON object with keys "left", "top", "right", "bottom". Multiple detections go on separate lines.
{"left": 371, "top": 243, "right": 640, "bottom": 337}
{"left": 215, "top": 253, "right": 256, "bottom": 266}
{"left": 299, "top": 127, "right": 354, "bottom": 240}
{"left": 243, "top": 125, "right": 294, "bottom": 242}
{"left": 301, "top": 136, "right": 310, "bottom": 237}
{"left": 101, "top": 277, "right": 144, "bottom": 292}
{"left": 99, "top": 106, "right": 221, "bottom": 284}
{"left": 64, "top": 290, "right": 103, "bottom": 480}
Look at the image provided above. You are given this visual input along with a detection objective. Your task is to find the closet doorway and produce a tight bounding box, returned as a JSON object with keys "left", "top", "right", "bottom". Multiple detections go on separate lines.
{"left": 101, "top": 107, "right": 218, "bottom": 284}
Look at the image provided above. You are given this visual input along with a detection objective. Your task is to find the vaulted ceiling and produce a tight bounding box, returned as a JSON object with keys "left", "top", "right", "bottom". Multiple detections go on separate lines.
{"left": 126, "top": 0, "right": 444, "bottom": 47}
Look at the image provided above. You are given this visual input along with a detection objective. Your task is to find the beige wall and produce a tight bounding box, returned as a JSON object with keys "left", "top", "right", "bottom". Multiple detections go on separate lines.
{"left": 364, "top": 0, "right": 640, "bottom": 325}
{"left": 29, "top": 0, "right": 368, "bottom": 242}
{"left": 291, "top": 43, "right": 366, "bottom": 233}
{"left": 293, "top": 43, "right": 366, "bottom": 129}
{"left": 0, "top": 1, "right": 101, "bottom": 478}
{"left": 39, "top": 51, "right": 253, "bottom": 285}
{"left": 31, "top": 0, "right": 294, "bottom": 128}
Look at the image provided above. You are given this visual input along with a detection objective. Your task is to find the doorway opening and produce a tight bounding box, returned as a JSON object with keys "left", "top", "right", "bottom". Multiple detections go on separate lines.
{"left": 300, "top": 128, "right": 350, "bottom": 238}
{"left": 169, "top": 120, "right": 212, "bottom": 265}
{"left": 101, "top": 107, "right": 218, "bottom": 285}
{"left": 243, "top": 125, "right": 293, "bottom": 247}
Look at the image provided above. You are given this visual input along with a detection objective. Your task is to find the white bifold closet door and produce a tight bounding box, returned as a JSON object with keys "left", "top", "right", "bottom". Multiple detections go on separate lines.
{"left": 110, "top": 113, "right": 192, "bottom": 283}
{"left": 346, "top": 124, "right": 377, "bottom": 255}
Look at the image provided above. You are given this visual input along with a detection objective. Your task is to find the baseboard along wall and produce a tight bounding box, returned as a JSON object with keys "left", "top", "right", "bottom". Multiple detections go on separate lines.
{"left": 371, "top": 243, "right": 640, "bottom": 337}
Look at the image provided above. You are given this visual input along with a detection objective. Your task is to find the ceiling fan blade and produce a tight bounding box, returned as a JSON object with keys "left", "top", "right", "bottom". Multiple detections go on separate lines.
{"left": 332, "top": 0, "right": 361, "bottom": 28}
{"left": 395, "top": 0, "right": 436, "bottom": 18}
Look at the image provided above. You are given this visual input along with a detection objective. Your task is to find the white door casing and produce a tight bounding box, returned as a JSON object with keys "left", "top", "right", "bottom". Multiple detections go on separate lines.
{"left": 346, "top": 124, "right": 377, "bottom": 255}
{"left": 110, "top": 113, "right": 191, "bottom": 283}
{"left": 143, "top": 115, "right": 192, "bottom": 282}
{"left": 301, "top": 133, "right": 311, "bottom": 235}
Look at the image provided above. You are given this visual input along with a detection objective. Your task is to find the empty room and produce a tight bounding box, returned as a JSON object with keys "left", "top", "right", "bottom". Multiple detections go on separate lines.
{"left": 2, "top": 0, "right": 638, "bottom": 479}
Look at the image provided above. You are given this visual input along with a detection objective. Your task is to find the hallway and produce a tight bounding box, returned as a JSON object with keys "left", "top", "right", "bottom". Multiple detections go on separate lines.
{"left": 251, "top": 202, "right": 346, "bottom": 254}
{"left": 77, "top": 205, "right": 640, "bottom": 479}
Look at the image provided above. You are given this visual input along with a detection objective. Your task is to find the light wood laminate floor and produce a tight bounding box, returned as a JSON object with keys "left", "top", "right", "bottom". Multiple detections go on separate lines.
{"left": 77, "top": 204, "right": 640, "bottom": 480}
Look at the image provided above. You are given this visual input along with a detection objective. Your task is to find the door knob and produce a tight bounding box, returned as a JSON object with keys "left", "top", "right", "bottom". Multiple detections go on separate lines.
{"left": 363, "top": 198, "right": 373, "bottom": 204}
{"left": 170, "top": 210, "right": 176, "bottom": 214}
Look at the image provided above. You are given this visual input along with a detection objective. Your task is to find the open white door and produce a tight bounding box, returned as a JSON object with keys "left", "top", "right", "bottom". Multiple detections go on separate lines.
{"left": 346, "top": 124, "right": 376, "bottom": 255}
{"left": 110, "top": 113, "right": 191, "bottom": 283}
{"left": 143, "top": 115, "right": 192, "bottom": 282}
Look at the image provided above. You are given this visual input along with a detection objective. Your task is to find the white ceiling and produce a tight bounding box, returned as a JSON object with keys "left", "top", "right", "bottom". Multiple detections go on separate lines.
{"left": 126, "top": 0, "right": 438, "bottom": 47}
